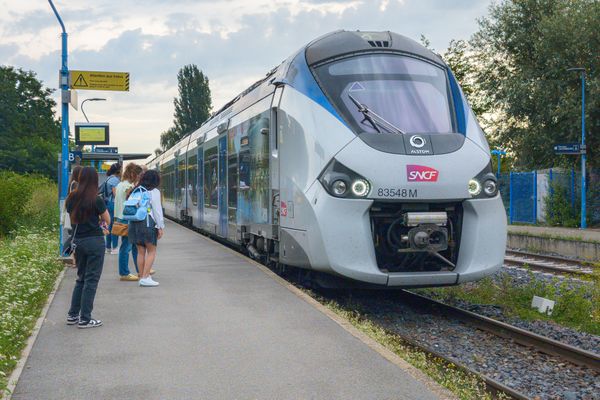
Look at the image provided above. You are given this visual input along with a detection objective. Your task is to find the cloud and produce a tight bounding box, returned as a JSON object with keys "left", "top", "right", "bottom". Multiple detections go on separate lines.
{"left": 1, "top": 0, "right": 492, "bottom": 154}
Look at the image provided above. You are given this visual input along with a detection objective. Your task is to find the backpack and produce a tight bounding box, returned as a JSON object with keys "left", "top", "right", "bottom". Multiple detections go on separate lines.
{"left": 122, "top": 186, "right": 151, "bottom": 222}
{"left": 98, "top": 179, "right": 110, "bottom": 202}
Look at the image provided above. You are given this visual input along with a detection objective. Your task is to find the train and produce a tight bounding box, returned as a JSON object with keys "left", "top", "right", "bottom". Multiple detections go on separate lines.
{"left": 146, "top": 30, "right": 507, "bottom": 287}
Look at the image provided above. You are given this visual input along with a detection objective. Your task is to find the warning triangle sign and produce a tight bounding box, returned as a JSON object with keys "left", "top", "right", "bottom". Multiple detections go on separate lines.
{"left": 73, "top": 74, "right": 88, "bottom": 87}
{"left": 349, "top": 81, "right": 365, "bottom": 92}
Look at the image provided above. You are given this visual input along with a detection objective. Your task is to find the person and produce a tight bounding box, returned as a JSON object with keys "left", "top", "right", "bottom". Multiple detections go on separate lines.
{"left": 114, "top": 163, "right": 143, "bottom": 281}
{"left": 66, "top": 167, "right": 109, "bottom": 328}
{"left": 128, "top": 170, "right": 164, "bottom": 287}
{"left": 69, "top": 165, "right": 82, "bottom": 194}
{"left": 103, "top": 163, "right": 122, "bottom": 254}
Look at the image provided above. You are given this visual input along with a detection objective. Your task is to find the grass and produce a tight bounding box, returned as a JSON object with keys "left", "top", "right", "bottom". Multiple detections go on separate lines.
{"left": 317, "top": 296, "right": 502, "bottom": 400}
{"left": 0, "top": 176, "right": 62, "bottom": 396}
{"left": 417, "top": 271, "right": 600, "bottom": 336}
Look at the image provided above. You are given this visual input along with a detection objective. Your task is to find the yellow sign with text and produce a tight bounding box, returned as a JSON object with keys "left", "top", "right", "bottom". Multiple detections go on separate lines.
{"left": 70, "top": 70, "right": 130, "bottom": 91}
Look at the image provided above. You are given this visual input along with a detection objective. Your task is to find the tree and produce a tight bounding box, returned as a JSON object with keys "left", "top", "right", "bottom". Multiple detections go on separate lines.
{"left": 0, "top": 66, "right": 60, "bottom": 179}
{"left": 470, "top": 0, "right": 600, "bottom": 169}
{"left": 159, "top": 64, "right": 212, "bottom": 151}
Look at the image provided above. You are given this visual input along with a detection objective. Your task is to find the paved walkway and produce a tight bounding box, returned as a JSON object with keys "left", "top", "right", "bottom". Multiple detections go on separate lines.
{"left": 12, "top": 221, "right": 444, "bottom": 400}
{"left": 508, "top": 225, "right": 600, "bottom": 242}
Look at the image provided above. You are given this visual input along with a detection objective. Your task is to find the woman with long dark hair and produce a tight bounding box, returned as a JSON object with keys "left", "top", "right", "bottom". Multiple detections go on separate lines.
{"left": 66, "top": 167, "right": 110, "bottom": 328}
{"left": 128, "top": 169, "right": 164, "bottom": 287}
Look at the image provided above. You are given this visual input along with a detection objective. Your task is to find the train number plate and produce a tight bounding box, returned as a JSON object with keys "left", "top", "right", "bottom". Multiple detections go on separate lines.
{"left": 376, "top": 188, "right": 418, "bottom": 198}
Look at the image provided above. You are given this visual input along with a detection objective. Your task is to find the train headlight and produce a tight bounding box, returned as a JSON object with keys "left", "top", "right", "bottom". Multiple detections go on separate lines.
{"left": 319, "top": 159, "right": 371, "bottom": 199}
{"left": 483, "top": 179, "right": 498, "bottom": 197}
{"left": 351, "top": 179, "right": 370, "bottom": 197}
{"left": 332, "top": 180, "right": 348, "bottom": 196}
{"left": 468, "top": 179, "right": 482, "bottom": 196}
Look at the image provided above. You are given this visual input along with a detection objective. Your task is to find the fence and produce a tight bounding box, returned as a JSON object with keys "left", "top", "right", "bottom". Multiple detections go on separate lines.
{"left": 498, "top": 168, "right": 600, "bottom": 227}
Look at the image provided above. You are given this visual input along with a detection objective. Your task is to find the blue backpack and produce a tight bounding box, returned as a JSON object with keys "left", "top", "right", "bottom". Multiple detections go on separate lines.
{"left": 122, "top": 187, "right": 151, "bottom": 222}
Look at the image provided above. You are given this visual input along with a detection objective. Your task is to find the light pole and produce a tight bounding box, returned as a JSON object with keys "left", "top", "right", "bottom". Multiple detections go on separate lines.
{"left": 48, "top": 0, "right": 68, "bottom": 254}
{"left": 567, "top": 67, "right": 587, "bottom": 229}
{"left": 81, "top": 97, "right": 106, "bottom": 122}
{"left": 491, "top": 149, "right": 507, "bottom": 178}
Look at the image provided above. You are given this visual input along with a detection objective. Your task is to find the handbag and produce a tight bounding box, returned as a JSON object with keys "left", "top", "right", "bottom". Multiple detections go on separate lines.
{"left": 111, "top": 221, "right": 129, "bottom": 236}
{"left": 62, "top": 224, "right": 78, "bottom": 257}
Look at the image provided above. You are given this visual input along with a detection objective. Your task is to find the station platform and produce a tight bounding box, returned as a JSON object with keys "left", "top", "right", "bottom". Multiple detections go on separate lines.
{"left": 11, "top": 221, "right": 447, "bottom": 400}
{"left": 508, "top": 224, "right": 600, "bottom": 242}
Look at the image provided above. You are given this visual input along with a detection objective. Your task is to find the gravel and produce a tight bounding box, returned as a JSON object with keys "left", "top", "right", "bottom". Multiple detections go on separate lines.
{"left": 322, "top": 290, "right": 600, "bottom": 400}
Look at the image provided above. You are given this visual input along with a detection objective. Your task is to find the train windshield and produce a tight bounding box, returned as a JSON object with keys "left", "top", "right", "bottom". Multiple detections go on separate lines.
{"left": 313, "top": 54, "right": 454, "bottom": 135}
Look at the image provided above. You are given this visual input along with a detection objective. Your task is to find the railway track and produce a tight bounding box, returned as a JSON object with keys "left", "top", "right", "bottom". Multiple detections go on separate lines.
{"left": 504, "top": 249, "right": 595, "bottom": 276}
{"left": 316, "top": 288, "right": 600, "bottom": 400}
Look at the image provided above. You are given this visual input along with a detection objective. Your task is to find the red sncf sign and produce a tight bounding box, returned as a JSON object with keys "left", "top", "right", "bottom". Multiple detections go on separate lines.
{"left": 406, "top": 165, "right": 439, "bottom": 182}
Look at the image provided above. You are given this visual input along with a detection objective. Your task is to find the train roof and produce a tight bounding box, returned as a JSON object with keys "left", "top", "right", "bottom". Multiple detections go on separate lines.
{"left": 148, "top": 30, "right": 444, "bottom": 166}
{"left": 305, "top": 30, "right": 444, "bottom": 66}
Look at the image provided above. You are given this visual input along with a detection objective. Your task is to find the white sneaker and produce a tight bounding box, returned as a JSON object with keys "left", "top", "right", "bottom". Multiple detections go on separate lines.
{"left": 105, "top": 248, "right": 111, "bottom": 254}
{"left": 110, "top": 248, "right": 119, "bottom": 255}
{"left": 139, "top": 277, "right": 159, "bottom": 287}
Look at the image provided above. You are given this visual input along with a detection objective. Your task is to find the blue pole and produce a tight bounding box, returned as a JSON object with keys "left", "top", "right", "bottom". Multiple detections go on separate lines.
{"left": 497, "top": 154, "right": 501, "bottom": 178}
{"left": 509, "top": 172, "right": 514, "bottom": 224}
{"left": 571, "top": 168, "right": 575, "bottom": 207}
{"left": 580, "top": 72, "right": 587, "bottom": 229}
{"left": 49, "top": 0, "right": 69, "bottom": 254}
{"left": 533, "top": 170, "right": 538, "bottom": 224}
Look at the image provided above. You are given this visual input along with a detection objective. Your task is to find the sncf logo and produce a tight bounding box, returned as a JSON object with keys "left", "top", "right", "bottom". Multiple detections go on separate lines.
{"left": 407, "top": 165, "right": 439, "bottom": 182}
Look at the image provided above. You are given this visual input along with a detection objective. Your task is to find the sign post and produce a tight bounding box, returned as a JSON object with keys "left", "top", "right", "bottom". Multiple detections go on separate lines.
{"left": 48, "top": 0, "right": 69, "bottom": 255}
{"left": 491, "top": 149, "right": 506, "bottom": 178}
{"left": 567, "top": 67, "right": 587, "bottom": 229}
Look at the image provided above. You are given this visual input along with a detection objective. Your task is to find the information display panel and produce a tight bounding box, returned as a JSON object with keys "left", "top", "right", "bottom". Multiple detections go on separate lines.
{"left": 75, "top": 123, "right": 110, "bottom": 145}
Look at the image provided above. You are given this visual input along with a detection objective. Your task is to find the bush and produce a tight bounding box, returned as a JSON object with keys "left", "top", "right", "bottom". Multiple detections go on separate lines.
{"left": 0, "top": 172, "right": 58, "bottom": 236}
{"left": 544, "top": 181, "right": 579, "bottom": 228}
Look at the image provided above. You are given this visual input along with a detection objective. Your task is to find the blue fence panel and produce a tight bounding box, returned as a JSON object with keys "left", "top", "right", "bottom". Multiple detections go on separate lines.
{"left": 511, "top": 172, "right": 536, "bottom": 224}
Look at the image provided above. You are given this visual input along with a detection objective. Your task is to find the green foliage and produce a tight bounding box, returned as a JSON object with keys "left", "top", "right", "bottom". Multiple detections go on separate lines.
{"left": 470, "top": 0, "right": 600, "bottom": 169}
{"left": 159, "top": 64, "right": 212, "bottom": 151}
{"left": 0, "top": 172, "right": 58, "bottom": 236}
{"left": 0, "top": 229, "right": 62, "bottom": 394}
{"left": 0, "top": 66, "right": 60, "bottom": 179}
{"left": 544, "top": 181, "right": 580, "bottom": 227}
{"left": 420, "top": 271, "right": 600, "bottom": 335}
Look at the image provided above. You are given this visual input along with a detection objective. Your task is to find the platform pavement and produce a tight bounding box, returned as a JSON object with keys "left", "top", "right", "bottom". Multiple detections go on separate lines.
{"left": 508, "top": 224, "right": 600, "bottom": 242}
{"left": 11, "top": 221, "right": 448, "bottom": 400}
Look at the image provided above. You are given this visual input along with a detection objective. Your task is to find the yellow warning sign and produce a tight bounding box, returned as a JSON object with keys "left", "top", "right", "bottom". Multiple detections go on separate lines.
{"left": 69, "top": 70, "right": 130, "bottom": 91}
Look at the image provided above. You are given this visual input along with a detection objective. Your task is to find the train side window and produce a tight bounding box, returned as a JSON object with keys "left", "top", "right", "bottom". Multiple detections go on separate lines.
{"left": 204, "top": 146, "right": 218, "bottom": 208}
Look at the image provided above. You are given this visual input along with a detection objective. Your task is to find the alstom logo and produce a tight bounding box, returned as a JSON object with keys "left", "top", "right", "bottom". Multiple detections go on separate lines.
{"left": 407, "top": 165, "right": 439, "bottom": 182}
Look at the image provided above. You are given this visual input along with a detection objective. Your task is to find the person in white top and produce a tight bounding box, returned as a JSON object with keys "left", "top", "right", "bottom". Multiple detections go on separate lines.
{"left": 126, "top": 170, "right": 165, "bottom": 287}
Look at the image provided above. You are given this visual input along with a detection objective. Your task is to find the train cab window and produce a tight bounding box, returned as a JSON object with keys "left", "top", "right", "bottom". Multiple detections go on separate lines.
{"left": 312, "top": 54, "right": 454, "bottom": 135}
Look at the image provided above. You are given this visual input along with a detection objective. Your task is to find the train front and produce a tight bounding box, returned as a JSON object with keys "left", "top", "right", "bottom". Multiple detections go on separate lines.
{"left": 277, "top": 31, "right": 507, "bottom": 287}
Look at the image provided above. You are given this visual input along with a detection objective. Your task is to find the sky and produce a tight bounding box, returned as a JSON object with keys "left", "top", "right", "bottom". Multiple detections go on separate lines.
{"left": 0, "top": 0, "right": 493, "bottom": 156}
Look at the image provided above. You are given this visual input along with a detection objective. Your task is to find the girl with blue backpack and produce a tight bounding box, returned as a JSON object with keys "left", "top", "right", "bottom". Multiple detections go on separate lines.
{"left": 124, "top": 170, "right": 164, "bottom": 287}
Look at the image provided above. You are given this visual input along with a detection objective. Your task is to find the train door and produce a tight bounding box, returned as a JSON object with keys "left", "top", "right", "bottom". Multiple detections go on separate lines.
{"left": 270, "top": 86, "right": 284, "bottom": 230}
{"left": 203, "top": 144, "right": 219, "bottom": 233}
{"left": 218, "top": 135, "right": 228, "bottom": 237}
{"left": 197, "top": 145, "right": 204, "bottom": 226}
{"left": 186, "top": 148, "right": 197, "bottom": 224}
{"left": 174, "top": 151, "right": 187, "bottom": 220}
{"left": 227, "top": 126, "right": 239, "bottom": 242}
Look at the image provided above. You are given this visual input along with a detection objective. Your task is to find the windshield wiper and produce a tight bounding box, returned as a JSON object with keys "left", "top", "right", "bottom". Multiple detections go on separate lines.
{"left": 347, "top": 93, "right": 406, "bottom": 135}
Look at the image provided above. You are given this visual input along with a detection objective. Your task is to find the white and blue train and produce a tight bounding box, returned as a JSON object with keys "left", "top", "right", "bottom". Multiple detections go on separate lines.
{"left": 147, "top": 30, "right": 507, "bottom": 287}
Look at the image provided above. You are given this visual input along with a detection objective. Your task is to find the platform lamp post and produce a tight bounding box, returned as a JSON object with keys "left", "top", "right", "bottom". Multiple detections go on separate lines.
{"left": 491, "top": 149, "right": 506, "bottom": 178}
{"left": 567, "top": 67, "right": 587, "bottom": 229}
{"left": 81, "top": 98, "right": 106, "bottom": 170}
{"left": 48, "top": 0, "right": 69, "bottom": 254}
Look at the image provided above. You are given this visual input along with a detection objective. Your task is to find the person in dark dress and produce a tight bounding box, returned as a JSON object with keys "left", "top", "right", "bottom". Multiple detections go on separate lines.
{"left": 66, "top": 167, "right": 110, "bottom": 328}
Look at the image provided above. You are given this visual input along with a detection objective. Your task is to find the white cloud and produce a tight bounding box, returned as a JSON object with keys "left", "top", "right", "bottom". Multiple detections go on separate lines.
{"left": 1, "top": 0, "right": 492, "bottom": 155}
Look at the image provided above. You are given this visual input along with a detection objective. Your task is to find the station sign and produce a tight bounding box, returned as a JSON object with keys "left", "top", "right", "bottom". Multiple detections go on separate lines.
{"left": 75, "top": 122, "right": 110, "bottom": 145}
{"left": 69, "top": 70, "right": 130, "bottom": 91}
{"left": 553, "top": 143, "right": 584, "bottom": 155}
{"left": 68, "top": 151, "right": 83, "bottom": 163}
{"left": 93, "top": 147, "right": 118, "bottom": 154}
